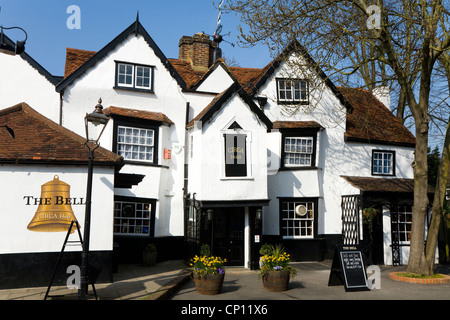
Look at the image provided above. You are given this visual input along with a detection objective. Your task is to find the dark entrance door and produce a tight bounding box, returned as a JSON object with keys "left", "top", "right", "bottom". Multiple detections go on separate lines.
{"left": 212, "top": 208, "right": 245, "bottom": 266}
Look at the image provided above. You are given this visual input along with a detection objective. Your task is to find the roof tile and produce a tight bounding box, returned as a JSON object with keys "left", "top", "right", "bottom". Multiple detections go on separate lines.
{"left": 0, "top": 103, "right": 122, "bottom": 165}
{"left": 103, "top": 106, "right": 174, "bottom": 125}
{"left": 339, "top": 87, "right": 416, "bottom": 146}
{"left": 64, "top": 48, "right": 97, "bottom": 78}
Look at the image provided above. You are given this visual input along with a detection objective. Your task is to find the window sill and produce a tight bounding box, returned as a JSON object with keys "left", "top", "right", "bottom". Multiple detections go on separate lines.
{"left": 113, "top": 86, "right": 154, "bottom": 94}
{"left": 277, "top": 101, "right": 309, "bottom": 105}
{"left": 282, "top": 237, "right": 315, "bottom": 240}
{"left": 279, "top": 166, "right": 320, "bottom": 171}
{"left": 220, "top": 176, "right": 254, "bottom": 181}
{"left": 123, "top": 160, "right": 169, "bottom": 169}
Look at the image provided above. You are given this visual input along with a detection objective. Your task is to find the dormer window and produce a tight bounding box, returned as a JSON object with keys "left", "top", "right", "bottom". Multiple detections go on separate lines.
{"left": 276, "top": 78, "right": 309, "bottom": 104}
{"left": 115, "top": 61, "right": 154, "bottom": 92}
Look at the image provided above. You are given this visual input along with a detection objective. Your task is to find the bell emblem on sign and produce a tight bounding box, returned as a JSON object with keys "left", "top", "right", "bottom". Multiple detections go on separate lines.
{"left": 27, "top": 175, "right": 79, "bottom": 233}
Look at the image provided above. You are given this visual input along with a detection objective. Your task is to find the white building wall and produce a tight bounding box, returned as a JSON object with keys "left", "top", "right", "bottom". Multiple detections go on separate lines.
{"left": 0, "top": 165, "right": 115, "bottom": 254}
{"left": 196, "top": 64, "right": 234, "bottom": 94}
{"left": 60, "top": 33, "right": 188, "bottom": 237}
{"left": 0, "top": 54, "right": 59, "bottom": 122}
{"left": 257, "top": 56, "right": 415, "bottom": 239}
{"left": 188, "top": 94, "right": 269, "bottom": 201}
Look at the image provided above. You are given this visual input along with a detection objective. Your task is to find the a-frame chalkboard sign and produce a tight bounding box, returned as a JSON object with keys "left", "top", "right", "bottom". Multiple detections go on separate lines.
{"left": 328, "top": 244, "right": 370, "bottom": 292}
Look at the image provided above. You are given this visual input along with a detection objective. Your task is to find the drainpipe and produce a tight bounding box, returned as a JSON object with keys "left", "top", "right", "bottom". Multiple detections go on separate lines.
{"left": 59, "top": 90, "right": 64, "bottom": 125}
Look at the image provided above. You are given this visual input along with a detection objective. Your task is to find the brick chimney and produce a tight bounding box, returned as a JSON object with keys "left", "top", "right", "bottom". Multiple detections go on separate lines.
{"left": 178, "top": 33, "right": 217, "bottom": 71}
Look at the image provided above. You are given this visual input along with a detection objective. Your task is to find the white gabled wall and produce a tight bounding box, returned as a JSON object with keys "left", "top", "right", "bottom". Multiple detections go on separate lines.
{"left": 188, "top": 93, "right": 269, "bottom": 202}
{"left": 61, "top": 33, "right": 188, "bottom": 238}
{"left": 257, "top": 54, "right": 415, "bottom": 239}
{"left": 0, "top": 54, "right": 59, "bottom": 122}
{"left": 196, "top": 64, "right": 234, "bottom": 94}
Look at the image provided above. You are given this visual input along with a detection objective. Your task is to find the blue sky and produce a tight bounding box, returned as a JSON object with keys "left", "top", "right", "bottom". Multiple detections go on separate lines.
{"left": 0, "top": 0, "right": 270, "bottom": 76}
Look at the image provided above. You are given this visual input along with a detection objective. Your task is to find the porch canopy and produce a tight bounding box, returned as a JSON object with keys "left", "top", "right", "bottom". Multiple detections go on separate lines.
{"left": 341, "top": 176, "right": 434, "bottom": 195}
{"left": 341, "top": 176, "right": 415, "bottom": 193}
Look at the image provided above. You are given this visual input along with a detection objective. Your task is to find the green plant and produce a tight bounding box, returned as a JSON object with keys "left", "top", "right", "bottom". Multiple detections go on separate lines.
{"left": 396, "top": 272, "right": 445, "bottom": 279}
{"left": 259, "top": 244, "right": 297, "bottom": 279}
{"left": 363, "top": 207, "right": 380, "bottom": 243}
{"left": 200, "top": 244, "right": 211, "bottom": 257}
{"left": 259, "top": 243, "right": 273, "bottom": 255}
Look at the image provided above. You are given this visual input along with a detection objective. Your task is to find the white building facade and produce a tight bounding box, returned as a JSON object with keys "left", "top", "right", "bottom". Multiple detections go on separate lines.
{"left": 0, "top": 17, "right": 432, "bottom": 288}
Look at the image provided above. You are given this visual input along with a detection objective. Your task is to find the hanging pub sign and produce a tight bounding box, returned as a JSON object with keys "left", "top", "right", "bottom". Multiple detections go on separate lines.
{"left": 224, "top": 133, "right": 247, "bottom": 177}
{"left": 328, "top": 244, "right": 370, "bottom": 292}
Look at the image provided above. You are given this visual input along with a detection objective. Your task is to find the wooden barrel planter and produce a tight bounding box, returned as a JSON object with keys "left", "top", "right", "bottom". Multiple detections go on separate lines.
{"left": 262, "top": 270, "right": 290, "bottom": 292}
{"left": 192, "top": 273, "right": 225, "bottom": 295}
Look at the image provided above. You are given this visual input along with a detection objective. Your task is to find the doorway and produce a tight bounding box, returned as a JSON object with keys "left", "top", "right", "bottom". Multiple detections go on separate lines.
{"left": 212, "top": 208, "right": 245, "bottom": 266}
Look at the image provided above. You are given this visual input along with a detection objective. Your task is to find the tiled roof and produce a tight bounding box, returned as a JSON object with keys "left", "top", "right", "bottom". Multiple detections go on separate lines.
{"left": 186, "top": 82, "right": 272, "bottom": 130}
{"left": 229, "top": 66, "right": 266, "bottom": 94}
{"left": 168, "top": 58, "right": 267, "bottom": 94}
{"left": 64, "top": 48, "right": 97, "bottom": 78}
{"left": 104, "top": 106, "right": 174, "bottom": 125}
{"left": 341, "top": 176, "right": 433, "bottom": 193}
{"left": 61, "top": 39, "right": 414, "bottom": 148}
{"left": 0, "top": 103, "right": 123, "bottom": 166}
{"left": 339, "top": 87, "right": 416, "bottom": 147}
{"left": 168, "top": 59, "right": 204, "bottom": 89}
{"left": 273, "top": 121, "right": 323, "bottom": 130}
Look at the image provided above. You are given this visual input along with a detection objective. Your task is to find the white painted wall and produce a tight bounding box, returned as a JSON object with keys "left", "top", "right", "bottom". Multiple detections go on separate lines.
{"left": 60, "top": 33, "right": 189, "bottom": 237}
{"left": 188, "top": 93, "right": 269, "bottom": 201}
{"left": 0, "top": 53, "right": 59, "bottom": 122}
{"left": 257, "top": 55, "right": 415, "bottom": 238}
{"left": 196, "top": 64, "right": 234, "bottom": 94}
{"left": 0, "top": 165, "right": 115, "bottom": 254}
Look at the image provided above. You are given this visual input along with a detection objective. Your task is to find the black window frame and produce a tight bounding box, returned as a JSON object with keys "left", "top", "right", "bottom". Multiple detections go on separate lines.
{"left": 276, "top": 78, "right": 309, "bottom": 105}
{"left": 372, "top": 150, "right": 396, "bottom": 176}
{"left": 112, "top": 116, "right": 160, "bottom": 166}
{"left": 280, "top": 128, "right": 319, "bottom": 170}
{"left": 223, "top": 133, "right": 248, "bottom": 177}
{"left": 279, "top": 197, "right": 319, "bottom": 239}
{"left": 114, "top": 61, "right": 155, "bottom": 93}
{"left": 114, "top": 195, "right": 156, "bottom": 237}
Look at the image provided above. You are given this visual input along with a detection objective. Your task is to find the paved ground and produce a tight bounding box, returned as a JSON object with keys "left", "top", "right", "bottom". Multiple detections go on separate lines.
{"left": 171, "top": 260, "right": 450, "bottom": 300}
{"left": 1, "top": 259, "right": 449, "bottom": 301}
{"left": 0, "top": 260, "right": 189, "bottom": 300}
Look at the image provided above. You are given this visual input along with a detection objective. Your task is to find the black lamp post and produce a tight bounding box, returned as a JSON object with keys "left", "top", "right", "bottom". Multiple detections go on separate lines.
{"left": 79, "top": 98, "right": 110, "bottom": 300}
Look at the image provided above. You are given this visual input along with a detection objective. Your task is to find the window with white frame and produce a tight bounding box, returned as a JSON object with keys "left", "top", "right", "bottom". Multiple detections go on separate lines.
{"left": 117, "top": 126, "right": 155, "bottom": 162}
{"left": 280, "top": 198, "right": 316, "bottom": 239}
{"left": 114, "top": 200, "right": 154, "bottom": 236}
{"left": 277, "top": 78, "right": 309, "bottom": 104}
{"left": 391, "top": 205, "right": 412, "bottom": 243}
{"left": 284, "top": 137, "right": 314, "bottom": 166}
{"left": 115, "top": 62, "right": 153, "bottom": 91}
{"left": 372, "top": 150, "right": 395, "bottom": 176}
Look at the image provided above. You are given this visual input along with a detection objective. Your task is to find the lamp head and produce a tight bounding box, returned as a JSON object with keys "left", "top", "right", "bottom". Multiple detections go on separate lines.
{"left": 85, "top": 98, "right": 110, "bottom": 144}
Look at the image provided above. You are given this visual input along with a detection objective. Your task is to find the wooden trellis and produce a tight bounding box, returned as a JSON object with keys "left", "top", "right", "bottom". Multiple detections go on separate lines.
{"left": 341, "top": 195, "right": 361, "bottom": 245}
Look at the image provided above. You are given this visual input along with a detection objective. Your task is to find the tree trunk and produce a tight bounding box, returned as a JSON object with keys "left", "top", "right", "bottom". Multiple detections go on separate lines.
{"left": 424, "top": 118, "right": 450, "bottom": 274}
{"left": 406, "top": 119, "right": 430, "bottom": 274}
